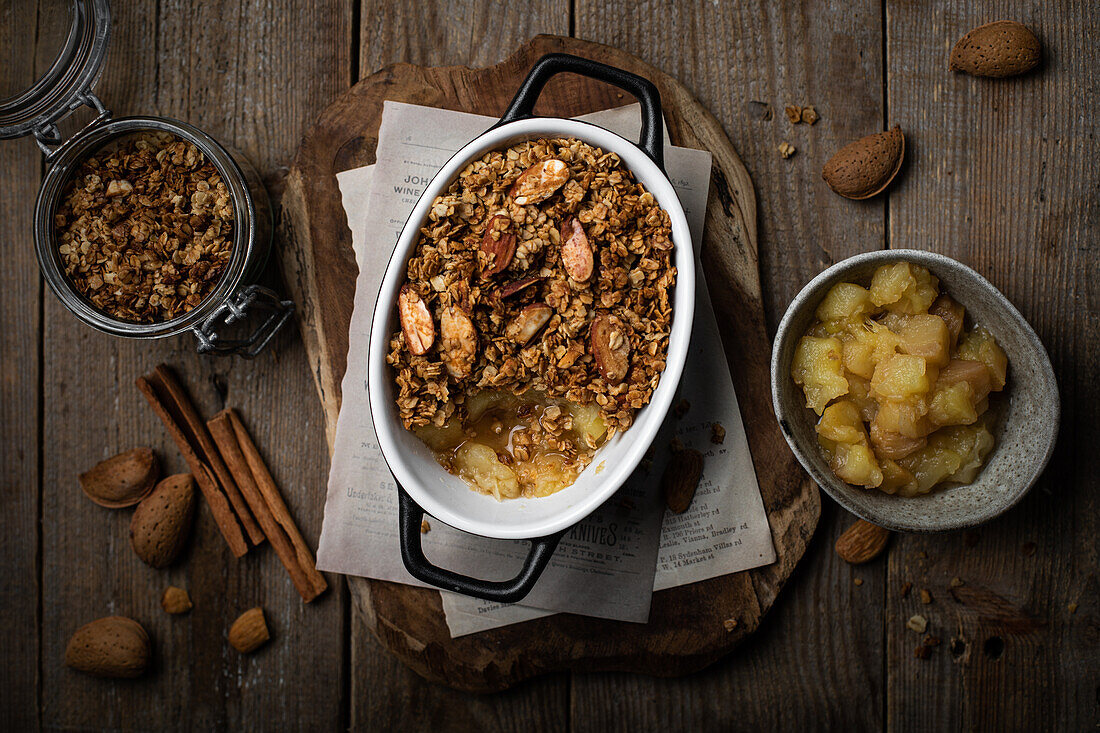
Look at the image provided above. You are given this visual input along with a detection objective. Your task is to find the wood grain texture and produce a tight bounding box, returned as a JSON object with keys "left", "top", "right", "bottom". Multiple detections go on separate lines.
{"left": 281, "top": 32, "right": 819, "bottom": 694}
{"left": 570, "top": 0, "right": 887, "bottom": 728}
{"left": 885, "top": 2, "right": 1100, "bottom": 730}
{"left": 35, "top": 1, "right": 349, "bottom": 729}
{"left": 0, "top": 1, "right": 42, "bottom": 726}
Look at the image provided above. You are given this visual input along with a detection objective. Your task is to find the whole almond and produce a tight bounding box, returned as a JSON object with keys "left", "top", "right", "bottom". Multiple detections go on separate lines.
{"left": 479, "top": 215, "right": 518, "bottom": 278}
{"left": 509, "top": 158, "right": 569, "bottom": 205}
{"left": 161, "top": 586, "right": 193, "bottom": 615}
{"left": 398, "top": 284, "right": 435, "bottom": 355}
{"left": 130, "top": 473, "right": 196, "bottom": 568}
{"left": 822, "top": 126, "right": 905, "bottom": 200}
{"left": 835, "top": 519, "right": 891, "bottom": 564}
{"left": 229, "top": 607, "right": 270, "bottom": 653}
{"left": 560, "top": 217, "right": 594, "bottom": 282}
{"left": 438, "top": 305, "right": 477, "bottom": 379}
{"left": 950, "top": 20, "right": 1041, "bottom": 78}
{"left": 79, "top": 447, "right": 159, "bottom": 508}
{"left": 65, "top": 616, "right": 151, "bottom": 678}
{"left": 663, "top": 448, "right": 704, "bottom": 513}
{"left": 590, "top": 313, "right": 632, "bottom": 384}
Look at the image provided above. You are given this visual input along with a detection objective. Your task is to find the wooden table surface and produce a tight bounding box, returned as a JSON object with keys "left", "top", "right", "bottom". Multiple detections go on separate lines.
{"left": 1, "top": 1, "right": 1095, "bottom": 730}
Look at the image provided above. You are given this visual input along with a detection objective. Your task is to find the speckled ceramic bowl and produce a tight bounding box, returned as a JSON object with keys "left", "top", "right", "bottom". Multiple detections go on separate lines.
{"left": 771, "top": 249, "right": 1059, "bottom": 532}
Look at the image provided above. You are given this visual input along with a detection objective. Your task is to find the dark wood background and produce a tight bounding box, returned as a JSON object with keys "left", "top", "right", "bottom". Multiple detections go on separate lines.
{"left": 1, "top": 1, "right": 1095, "bottom": 729}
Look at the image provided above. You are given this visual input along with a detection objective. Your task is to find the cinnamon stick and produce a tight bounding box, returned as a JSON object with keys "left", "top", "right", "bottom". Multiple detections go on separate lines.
{"left": 208, "top": 409, "right": 327, "bottom": 602}
{"left": 136, "top": 375, "right": 249, "bottom": 557}
{"left": 150, "top": 365, "right": 266, "bottom": 546}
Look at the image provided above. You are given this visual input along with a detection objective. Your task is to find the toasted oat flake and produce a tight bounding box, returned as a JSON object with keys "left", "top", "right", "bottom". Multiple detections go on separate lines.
{"left": 778, "top": 141, "right": 796, "bottom": 159}
{"left": 907, "top": 614, "right": 928, "bottom": 633}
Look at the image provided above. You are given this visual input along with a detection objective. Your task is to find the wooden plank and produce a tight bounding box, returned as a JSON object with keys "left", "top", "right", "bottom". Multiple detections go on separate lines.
{"left": 0, "top": 0, "right": 43, "bottom": 726}
{"left": 571, "top": 0, "right": 887, "bottom": 727}
{"left": 885, "top": 2, "right": 1099, "bottom": 729}
{"left": 38, "top": 1, "right": 349, "bottom": 729}
{"left": 349, "top": 1, "right": 571, "bottom": 725}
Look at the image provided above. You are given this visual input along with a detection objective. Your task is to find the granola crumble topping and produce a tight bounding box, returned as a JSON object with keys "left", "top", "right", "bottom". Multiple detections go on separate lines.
{"left": 388, "top": 136, "right": 677, "bottom": 439}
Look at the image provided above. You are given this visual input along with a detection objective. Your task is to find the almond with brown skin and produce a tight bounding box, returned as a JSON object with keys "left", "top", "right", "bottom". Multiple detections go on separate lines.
{"left": 65, "top": 616, "right": 151, "bottom": 678}
{"left": 663, "top": 448, "right": 704, "bottom": 513}
{"left": 229, "top": 607, "right": 270, "bottom": 653}
{"left": 130, "top": 473, "right": 196, "bottom": 568}
{"left": 505, "top": 303, "right": 553, "bottom": 345}
{"left": 509, "top": 158, "right": 569, "bottom": 205}
{"left": 398, "top": 285, "right": 435, "bottom": 355}
{"left": 479, "top": 215, "right": 517, "bottom": 278}
{"left": 822, "top": 126, "right": 905, "bottom": 200}
{"left": 160, "top": 586, "right": 193, "bottom": 615}
{"left": 79, "top": 447, "right": 159, "bottom": 508}
{"left": 439, "top": 305, "right": 477, "bottom": 379}
{"left": 560, "top": 217, "right": 594, "bottom": 282}
{"left": 835, "top": 519, "right": 891, "bottom": 564}
{"left": 494, "top": 275, "right": 543, "bottom": 300}
{"left": 590, "top": 313, "right": 631, "bottom": 383}
{"left": 949, "top": 20, "right": 1041, "bottom": 78}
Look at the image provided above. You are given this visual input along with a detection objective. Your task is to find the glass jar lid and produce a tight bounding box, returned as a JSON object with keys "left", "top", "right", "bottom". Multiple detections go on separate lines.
{"left": 0, "top": 0, "right": 110, "bottom": 149}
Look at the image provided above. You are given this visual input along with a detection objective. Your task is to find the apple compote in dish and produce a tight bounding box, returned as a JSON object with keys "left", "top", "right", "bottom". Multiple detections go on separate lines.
{"left": 791, "top": 262, "right": 1008, "bottom": 497}
{"left": 388, "top": 137, "right": 676, "bottom": 500}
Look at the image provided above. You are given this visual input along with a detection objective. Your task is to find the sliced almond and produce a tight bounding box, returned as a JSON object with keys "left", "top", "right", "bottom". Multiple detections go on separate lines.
{"left": 494, "top": 275, "right": 543, "bottom": 300}
{"left": 663, "top": 448, "right": 704, "bottom": 513}
{"left": 560, "top": 217, "right": 594, "bottom": 282}
{"left": 439, "top": 305, "right": 477, "bottom": 379}
{"left": 505, "top": 303, "right": 553, "bottom": 345}
{"left": 509, "top": 158, "right": 569, "bottom": 205}
{"left": 835, "top": 519, "right": 891, "bottom": 564}
{"left": 479, "top": 215, "right": 517, "bottom": 279}
{"left": 398, "top": 285, "right": 435, "bottom": 355}
{"left": 590, "top": 313, "right": 631, "bottom": 383}
{"left": 79, "top": 447, "right": 159, "bottom": 508}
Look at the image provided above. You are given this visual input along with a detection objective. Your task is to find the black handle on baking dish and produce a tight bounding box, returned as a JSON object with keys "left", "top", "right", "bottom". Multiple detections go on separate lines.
{"left": 496, "top": 53, "right": 665, "bottom": 170}
{"left": 397, "top": 485, "right": 566, "bottom": 603}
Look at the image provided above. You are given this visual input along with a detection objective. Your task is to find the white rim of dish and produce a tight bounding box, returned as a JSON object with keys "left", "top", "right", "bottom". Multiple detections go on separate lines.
{"left": 367, "top": 117, "right": 695, "bottom": 539}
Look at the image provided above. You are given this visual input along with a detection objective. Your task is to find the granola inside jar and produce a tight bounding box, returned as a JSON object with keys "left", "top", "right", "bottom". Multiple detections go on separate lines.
{"left": 388, "top": 136, "right": 677, "bottom": 499}
{"left": 53, "top": 131, "right": 235, "bottom": 324}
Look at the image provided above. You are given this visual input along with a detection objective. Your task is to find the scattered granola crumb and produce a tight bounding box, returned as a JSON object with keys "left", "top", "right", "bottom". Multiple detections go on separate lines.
{"left": 801, "top": 106, "right": 820, "bottom": 125}
{"left": 924, "top": 635, "right": 941, "bottom": 647}
{"left": 907, "top": 614, "right": 928, "bottom": 633}
{"left": 785, "top": 105, "right": 802, "bottom": 124}
{"left": 919, "top": 589, "right": 933, "bottom": 605}
{"left": 854, "top": 577, "right": 864, "bottom": 587}
{"left": 950, "top": 577, "right": 964, "bottom": 588}
{"left": 1021, "top": 542, "right": 1037, "bottom": 556}
{"left": 778, "top": 141, "right": 796, "bottom": 159}
{"left": 669, "top": 437, "right": 685, "bottom": 453}
{"left": 723, "top": 618, "right": 739, "bottom": 632}
{"left": 674, "top": 398, "right": 691, "bottom": 418}
{"left": 420, "top": 519, "right": 431, "bottom": 534}
{"left": 914, "top": 644, "right": 931, "bottom": 660}
{"left": 595, "top": 460, "right": 607, "bottom": 475}
{"left": 711, "top": 422, "right": 726, "bottom": 444}
{"left": 900, "top": 581, "right": 913, "bottom": 599}
{"left": 1067, "top": 602, "right": 1078, "bottom": 614}
{"left": 917, "top": 551, "right": 928, "bottom": 559}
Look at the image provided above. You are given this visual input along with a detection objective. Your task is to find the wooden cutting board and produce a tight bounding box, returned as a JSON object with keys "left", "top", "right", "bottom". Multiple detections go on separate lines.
{"left": 278, "top": 34, "right": 819, "bottom": 692}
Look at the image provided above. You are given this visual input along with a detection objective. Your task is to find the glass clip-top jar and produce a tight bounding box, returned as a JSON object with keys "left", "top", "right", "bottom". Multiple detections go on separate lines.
{"left": 0, "top": 0, "right": 293, "bottom": 357}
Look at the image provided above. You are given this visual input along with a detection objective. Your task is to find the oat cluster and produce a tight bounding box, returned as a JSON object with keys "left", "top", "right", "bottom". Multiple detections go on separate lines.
{"left": 388, "top": 136, "right": 677, "bottom": 434}
{"left": 54, "top": 132, "right": 234, "bottom": 323}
